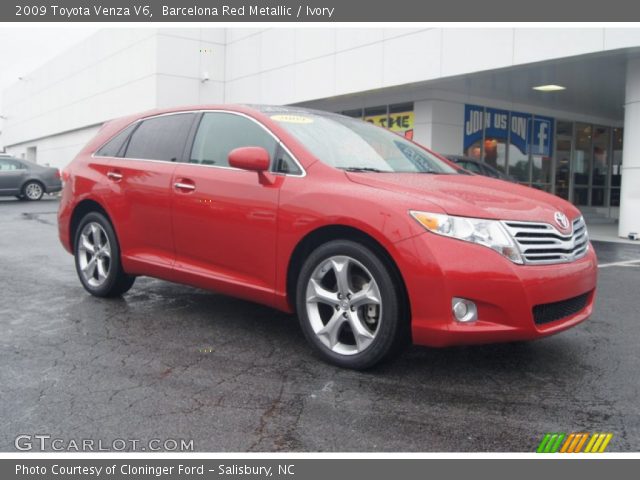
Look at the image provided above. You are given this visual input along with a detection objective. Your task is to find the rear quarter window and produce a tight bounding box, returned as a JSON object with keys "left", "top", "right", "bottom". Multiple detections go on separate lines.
{"left": 95, "top": 124, "right": 137, "bottom": 157}
{"left": 124, "top": 113, "right": 196, "bottom": 162}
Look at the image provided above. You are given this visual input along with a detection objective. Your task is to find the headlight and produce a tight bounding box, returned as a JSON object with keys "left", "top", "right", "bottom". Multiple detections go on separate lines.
{"left": 409, "top": 211, "right": 523, "bottom": 264}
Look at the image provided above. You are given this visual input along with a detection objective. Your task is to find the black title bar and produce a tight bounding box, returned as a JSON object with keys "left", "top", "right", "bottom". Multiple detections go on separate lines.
{"left": 4, "top": 459, "right": 640, "bottom": 480}
{"left": 4, "top": 0, "right": 640, "bottom": 22}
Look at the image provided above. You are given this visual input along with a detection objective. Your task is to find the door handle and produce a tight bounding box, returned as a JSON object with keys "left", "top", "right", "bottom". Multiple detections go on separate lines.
{"left": 107, "top": 171, "right": 123, "bottom": 181}
{"left": 174, "top": 181, "right": 196, "bottom": 191}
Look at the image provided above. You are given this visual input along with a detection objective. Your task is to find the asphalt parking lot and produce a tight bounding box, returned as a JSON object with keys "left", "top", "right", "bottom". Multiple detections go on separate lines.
{"left": 1, "top": 197, "right": 639, "bottom": 452}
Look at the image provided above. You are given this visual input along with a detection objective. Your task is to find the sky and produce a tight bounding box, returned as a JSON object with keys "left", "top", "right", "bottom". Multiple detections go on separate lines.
{"left": 0, "top": 27, "right": 98, "bottom": 121}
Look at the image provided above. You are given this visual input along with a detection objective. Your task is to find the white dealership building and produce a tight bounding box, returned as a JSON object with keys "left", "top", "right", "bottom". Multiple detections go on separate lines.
{"left": 2, "top": 27, "right": 640, "bottom": 237}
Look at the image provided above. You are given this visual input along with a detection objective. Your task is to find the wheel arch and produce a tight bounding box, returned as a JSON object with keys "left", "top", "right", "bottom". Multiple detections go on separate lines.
{"left": 69, "top": 199, "right": 112, "bottom": 254}
{"left": 286, "top": 224, "right": 411, "bottom": 322}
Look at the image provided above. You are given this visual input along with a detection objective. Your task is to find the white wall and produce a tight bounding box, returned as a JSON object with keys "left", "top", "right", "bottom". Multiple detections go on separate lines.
{"left": 154, "top": 29, "right": 226, "bottom": 107}
{"left": 2, "top": 30, "right": 159, "bottom": 148}
{"left": 619, "top": 58, "right": 640, "bottom": 237}
{"left": 1, "top": 28, "right": 227, "bottom": 169}
{"left": 5, "top": 125, "right": 100, "bottom": 169}
{"left": 223, "top": 27, "right": 637, "bottom": 105}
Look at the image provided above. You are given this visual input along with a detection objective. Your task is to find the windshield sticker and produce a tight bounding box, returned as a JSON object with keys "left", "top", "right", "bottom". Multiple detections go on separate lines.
{"left": 271, "top": 114, "right": 314, "bottom": 124}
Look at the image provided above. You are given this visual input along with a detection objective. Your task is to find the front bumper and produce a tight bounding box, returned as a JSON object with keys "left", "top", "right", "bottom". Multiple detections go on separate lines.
{"left": 395, "top": 232, "right": 598, "bottom": 347}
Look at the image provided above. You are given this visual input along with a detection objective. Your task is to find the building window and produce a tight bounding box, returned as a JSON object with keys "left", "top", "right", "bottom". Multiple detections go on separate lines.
{"left": 363, "top": 105, "right": 387, "bottom": 124}
{"left": 610, "top": 127, "right": 623, "bottom": 207}
{"left": 590, "top": 126, "right": 610, "bottom": 207}
{"left": 341, "top": 109, "right": 363, "bottom": 119}
{"left": 463, "top": 104, "right": 484, "bottom": 160}
{"left": 554, "top": 121, "right": 573, "bottom": 200}
{"left": 388, "top": 103, "right": 414, "bottom": 140}
{"left": 339, "top": 103, "right": 414, "bottom": 140}
{"left": 508, "top": 111, "right": 532, "bottom": 184}
{"left": 572, "top": 123, "right": 592, "bottom": 206}
{"left": 482, "top": 107, "right": 509, "bottom": 175}
{"left": 464, "top": 105, "right": 554, "bottom": 187}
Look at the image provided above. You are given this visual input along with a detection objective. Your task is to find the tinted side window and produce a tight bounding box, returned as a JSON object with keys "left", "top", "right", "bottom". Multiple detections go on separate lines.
{"left": 480, "top": 164, "right": 500, "bottom": 178}
{"left": 125, "top": 113, "right": 195, "bottom": 162}
{"left": 461, "top": 161, "right": 482, "bottom": 174}
{"left": 274, "top": 145, "right": 302, "bottom": 175}
{"left": 96, "top": 124, "right": 137, "bottom": 157}
{"left": 189, "top": 113, "right": 277, "bottom": 167}
{"left": 0, "top": 159, "right": 21, "bottom": 171}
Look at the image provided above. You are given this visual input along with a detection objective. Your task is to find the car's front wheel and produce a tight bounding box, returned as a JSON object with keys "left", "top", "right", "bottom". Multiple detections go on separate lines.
{"left": 74, "top": 212, "right": 135, "bottom": 297}
{"left": 296, "top": 240, "right": 407, "bottom": 369}
{"left": 22, "top": 181, "right": 44, "bottom": 201}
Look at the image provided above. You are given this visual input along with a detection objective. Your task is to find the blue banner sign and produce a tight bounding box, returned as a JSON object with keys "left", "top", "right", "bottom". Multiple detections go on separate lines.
{"left": 464, "top": 105, "right": 553, "bottom": 156}
{"left": 484, "top": 107, "right": 509, "bottom": 141}
{"left": 510, "top": 111, "right": 531, "bottom": 155}
{"left": 463, "top": 104, "right": 484, "bottom": 151}
{"left": 532, "top": 115, "right": 554, "bottom": 156}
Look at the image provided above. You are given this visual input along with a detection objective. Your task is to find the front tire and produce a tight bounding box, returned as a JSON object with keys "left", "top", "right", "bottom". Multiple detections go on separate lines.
{"left": 74, "top": 212, "right": 135, "bottom": 297}
{"left": 296, "top": 240, "right": 407, "bottom": 370}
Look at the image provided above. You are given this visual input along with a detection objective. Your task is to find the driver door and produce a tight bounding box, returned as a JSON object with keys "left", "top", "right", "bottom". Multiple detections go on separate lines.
{"left": 170, "top": 112, "right": 283, "bottom": 303}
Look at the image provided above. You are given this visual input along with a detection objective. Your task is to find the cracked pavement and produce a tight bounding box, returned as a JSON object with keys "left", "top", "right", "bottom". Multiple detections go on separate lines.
{"left": 0, "top": 197, "right": 639, "bottom": 452}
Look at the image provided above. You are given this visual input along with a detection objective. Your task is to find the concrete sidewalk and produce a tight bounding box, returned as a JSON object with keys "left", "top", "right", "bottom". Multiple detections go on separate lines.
{"left": 586, "top": 221, "right": 640, "bottom": 245}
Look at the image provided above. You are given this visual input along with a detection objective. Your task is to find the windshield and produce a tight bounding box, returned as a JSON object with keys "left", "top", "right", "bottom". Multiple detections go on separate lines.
{"left": 270, "top": 112, "right": 459, "bottom": 174}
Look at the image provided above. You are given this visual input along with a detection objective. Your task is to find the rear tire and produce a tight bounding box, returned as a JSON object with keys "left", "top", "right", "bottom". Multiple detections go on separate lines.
{"left": 295, "top": 239, "right": 408, "bottom": 370}
{"left": 74, "top": 212, "right": 135, "bottom": 297}
{"left": 22, "top": 181, "right": 44, "bottom": 201}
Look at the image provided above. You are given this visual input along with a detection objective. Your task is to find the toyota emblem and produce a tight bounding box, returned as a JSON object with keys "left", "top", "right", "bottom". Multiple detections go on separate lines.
{"left": 554, "top": 211, "right": 569, "bottom": 229}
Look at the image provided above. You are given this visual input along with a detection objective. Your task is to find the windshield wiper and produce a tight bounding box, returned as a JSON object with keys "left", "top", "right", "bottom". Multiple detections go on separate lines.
{"left": 341, "top": 166, "right": 451, "bottom": 174}
{"left": 341, "top": 167, "right": 390, "bottom": 173}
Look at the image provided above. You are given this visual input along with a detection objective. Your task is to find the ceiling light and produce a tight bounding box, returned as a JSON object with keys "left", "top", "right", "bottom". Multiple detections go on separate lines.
{"left": 532, "top": 84, "right": 566, "bottom": 92}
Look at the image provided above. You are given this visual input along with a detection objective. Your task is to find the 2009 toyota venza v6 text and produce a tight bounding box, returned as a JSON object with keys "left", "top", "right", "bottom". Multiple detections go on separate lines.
{"left": 58, "top": 105, "right": 597, "bottom": 369}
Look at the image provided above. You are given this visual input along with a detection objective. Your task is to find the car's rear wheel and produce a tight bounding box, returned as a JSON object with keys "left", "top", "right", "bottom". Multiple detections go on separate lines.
{"left": 296, "top": 240, "right": 407, "bottom": 369}
{"left": 74, "top": 212, "right": 135, "bottom": 297}
{"left": 23, "top": 181, "right": 44, "bottom": 201}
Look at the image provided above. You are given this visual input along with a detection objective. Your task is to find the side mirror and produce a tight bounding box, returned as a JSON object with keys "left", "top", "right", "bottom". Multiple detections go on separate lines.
{"left": 228, "top": 147, "right": 270, "bottom": 172}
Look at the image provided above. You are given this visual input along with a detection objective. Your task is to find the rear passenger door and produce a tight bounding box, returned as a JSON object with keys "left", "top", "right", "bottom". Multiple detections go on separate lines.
{"left": 0, "top": 159, "right": 27, "bottom": 195}
{"left": 170, "top": 112, "right": 283, "bottom": 299}
{"left": 105, "top": 113, "right": 197, "bottom": 275}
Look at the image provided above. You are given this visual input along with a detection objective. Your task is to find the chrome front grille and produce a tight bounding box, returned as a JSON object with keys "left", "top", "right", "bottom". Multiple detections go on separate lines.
{"left": 503, "top": 216, "right": 589, "bottom": 265}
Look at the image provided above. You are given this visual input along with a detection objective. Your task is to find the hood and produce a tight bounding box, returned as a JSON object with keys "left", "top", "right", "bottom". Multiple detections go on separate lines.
{"left": 346, "top": 172, "right": 582, "bottom": 226}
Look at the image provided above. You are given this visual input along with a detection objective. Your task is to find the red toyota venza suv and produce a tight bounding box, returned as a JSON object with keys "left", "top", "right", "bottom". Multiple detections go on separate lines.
{"left": 58, "top": 105, "right": 597, "bottom": 369}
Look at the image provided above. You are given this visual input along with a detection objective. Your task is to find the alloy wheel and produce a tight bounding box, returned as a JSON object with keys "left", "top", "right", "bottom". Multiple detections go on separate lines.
{"left": 24, "top": 182, "right": 43, "bottom": 200}
{"left": 77, "top": 222, "right": 112, "bottom": 287}
{"left": 305, "top": 255, "right": 382, "bottom": 355}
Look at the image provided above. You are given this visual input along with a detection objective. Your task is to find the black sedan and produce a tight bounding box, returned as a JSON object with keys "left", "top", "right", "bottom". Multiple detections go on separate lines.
{"left": 0, "top": 157, "right": 62, "bottom": 201}
{"left": 446, "top": 155, "right": 516, "bottom": 182}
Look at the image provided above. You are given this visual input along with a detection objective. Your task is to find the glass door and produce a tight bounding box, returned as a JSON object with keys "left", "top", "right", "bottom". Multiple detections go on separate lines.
{"left": 610, "top": 127, "right": 623, "bottom": 207}
{"left": 591, "top": 126, "right": 610, "bottom": 207}
{"left": 554, "top": 121, "right": 573, "bottom": 200}
{"left": 572, "top": 123, "right": 592, "bottom": 206}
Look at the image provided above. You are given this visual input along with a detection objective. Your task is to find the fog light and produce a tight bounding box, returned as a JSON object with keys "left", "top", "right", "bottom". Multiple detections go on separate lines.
{"left": 452, "top": 297, "right": 478, "bottom": 323}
